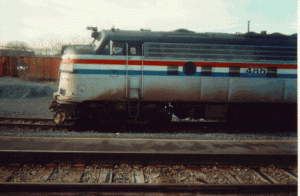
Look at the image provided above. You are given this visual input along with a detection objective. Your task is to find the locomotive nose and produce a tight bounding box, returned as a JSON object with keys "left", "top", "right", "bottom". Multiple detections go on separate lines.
{"left": 53, "top": 70, "right": 77, "bottom": 103}
{"left": 60, "top": 63, "right": 74, "bottom": 73}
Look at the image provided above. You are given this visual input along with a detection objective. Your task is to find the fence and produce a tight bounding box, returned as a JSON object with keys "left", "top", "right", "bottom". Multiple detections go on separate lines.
{"left": 0, "top": 56, "right": 61, "bottom": 80}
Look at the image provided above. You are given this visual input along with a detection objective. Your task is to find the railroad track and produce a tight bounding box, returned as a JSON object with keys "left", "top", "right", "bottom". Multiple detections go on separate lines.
{"left": 0, "top": 116, "right": 226, "bottom": 132}
{"left": 0, "top": 116, "right": 70, "bottom": 129}
{"left": 0, "top": 135, "right": 297, "bottom": 195}
{"left": 0, "top": 162, "right": 297, "bottom": 194}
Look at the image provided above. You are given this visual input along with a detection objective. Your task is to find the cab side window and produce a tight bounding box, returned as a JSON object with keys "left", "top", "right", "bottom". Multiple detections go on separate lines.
{"left": 128, "top": 42, "right": 142, "bottom": 56}
{"left": 101, "top": 41, "right": 110, "bottom": 55}
{"left": 112, "top": 41, "right": 125, "bottom": 55}
{"left": 130, "top": 47, "right": 136, "bottom": 55}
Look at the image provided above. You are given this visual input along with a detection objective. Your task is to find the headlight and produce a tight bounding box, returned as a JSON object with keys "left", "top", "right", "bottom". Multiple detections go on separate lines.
{"left": 60, "top": 63, "right": 74, "bottom": 72}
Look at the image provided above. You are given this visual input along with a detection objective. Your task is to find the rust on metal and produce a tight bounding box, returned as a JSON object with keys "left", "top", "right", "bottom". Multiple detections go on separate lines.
{"left": 143, "top": 88, "right": 200, "bottom": 101}
{"left": 9, "top": 163, "right": 20, "bottom": 166}
{"left": 91, "top": 89, "right": 126, "bottom": 101}
{"left": 73, "top": 163, "right": 84, "bottom": 167}
{"left": 102, "top": 164, "right": 114, "bottom": 168}
{"left": 45, "top": 163, "right": 56, "bottom": 167}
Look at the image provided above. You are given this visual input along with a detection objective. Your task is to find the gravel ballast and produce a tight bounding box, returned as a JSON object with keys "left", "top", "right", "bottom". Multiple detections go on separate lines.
{"left": 0, "top": 78, "right": 57, "bottom": 118}
{"left": 0, "top": 126, "right": 296, "bottom": 140}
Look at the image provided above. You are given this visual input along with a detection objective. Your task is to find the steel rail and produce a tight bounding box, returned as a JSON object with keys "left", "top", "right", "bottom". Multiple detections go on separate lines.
{"left": 0, "top": 116, "right": 54, "bottom": 122}
{"left": 0, "top": 116, "right": 223, "bottom": 123}
{"left": 0, "top": 116, "right": 227, "bottom": 131}
{"left": 0, "top": 182, "right": 296, "bottom": 194}
{"left": 0, "top": 143, "right": 296, "bottom": 195}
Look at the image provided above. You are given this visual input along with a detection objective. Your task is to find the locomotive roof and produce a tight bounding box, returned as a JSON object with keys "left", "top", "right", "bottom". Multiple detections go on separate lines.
{"left": 100, "top": 28, "right": 296, "bottom": 39}
{"left": 93, "top": 28, "right": 296, "bottom": 54}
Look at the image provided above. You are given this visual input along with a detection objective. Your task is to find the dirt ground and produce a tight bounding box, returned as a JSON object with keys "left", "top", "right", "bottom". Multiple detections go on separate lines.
{"left": 0, "top": 77, "right": 58, "bottom": 118}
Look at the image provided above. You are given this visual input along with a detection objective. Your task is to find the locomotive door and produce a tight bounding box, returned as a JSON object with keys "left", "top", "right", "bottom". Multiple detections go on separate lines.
{"left": 125, "top": 43, "right": 143, "bottom": 100}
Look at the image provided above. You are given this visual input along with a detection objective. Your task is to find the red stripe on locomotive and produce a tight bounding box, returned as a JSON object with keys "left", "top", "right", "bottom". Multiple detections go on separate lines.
{"left": 61, "top": 59, "right": 297, "bottom": 69}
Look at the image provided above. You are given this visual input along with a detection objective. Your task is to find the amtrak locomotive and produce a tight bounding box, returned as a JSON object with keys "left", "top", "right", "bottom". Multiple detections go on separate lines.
{"left": 49, "top": 27, "right": 297, "bottom": 129}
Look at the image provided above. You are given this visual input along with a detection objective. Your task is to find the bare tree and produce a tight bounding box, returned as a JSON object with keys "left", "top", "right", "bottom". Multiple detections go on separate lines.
{"left": 52, "top": 43, "right": 63, "bottom": 56}
{"left": 6, "top": 41, "right": 31, "bottom": 51}
{"left": 69, "top": 36, "right": 93, "bottom": 45}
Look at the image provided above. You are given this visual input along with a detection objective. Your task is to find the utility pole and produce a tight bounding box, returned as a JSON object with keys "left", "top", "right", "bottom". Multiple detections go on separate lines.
{"left": 248, "top": 20, "right": 250, "bottom": 32}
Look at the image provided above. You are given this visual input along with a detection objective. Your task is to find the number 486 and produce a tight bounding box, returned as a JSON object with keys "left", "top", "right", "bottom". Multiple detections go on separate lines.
{"left": 246, "top": 67, "right": 266, "bottom": 75}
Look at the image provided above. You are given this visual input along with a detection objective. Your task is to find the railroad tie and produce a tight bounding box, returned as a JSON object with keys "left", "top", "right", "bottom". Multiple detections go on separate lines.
{"left": 31, "top": 166, "right": 54, "bottom": 182}
{"left": 132, "top": 169, "right": 145, "bottom": 183}
{"left": 98, "top": 168, "right": 112, "bottom": 183}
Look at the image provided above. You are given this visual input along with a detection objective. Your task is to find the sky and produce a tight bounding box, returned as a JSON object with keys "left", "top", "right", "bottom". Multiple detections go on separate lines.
{"left": 0, "top": 0, "right": 298, "bottom": 48}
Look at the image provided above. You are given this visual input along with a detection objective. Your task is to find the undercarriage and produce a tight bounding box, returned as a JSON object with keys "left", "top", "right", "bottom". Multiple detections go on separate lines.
{"left": 49, "top": 100, "right": 297, "bottom": 130}
{"left": 49, "top": 100, "right": 173, "bottom": 126}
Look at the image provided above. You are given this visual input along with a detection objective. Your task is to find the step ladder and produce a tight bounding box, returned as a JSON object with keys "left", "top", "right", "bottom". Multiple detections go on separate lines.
{"left": 127, "top": 76, "right": 141, "bottom": 119}
{"left": 128, "top": 99, "right": 140, "bottom": 118}
{"left": 125, "top": 43, "right": 144, "bottom": 120}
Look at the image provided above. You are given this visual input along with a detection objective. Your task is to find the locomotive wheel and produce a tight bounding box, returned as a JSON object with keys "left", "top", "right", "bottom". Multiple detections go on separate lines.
{"left": 54, "top": 112, "right": 66, "bottom": 125}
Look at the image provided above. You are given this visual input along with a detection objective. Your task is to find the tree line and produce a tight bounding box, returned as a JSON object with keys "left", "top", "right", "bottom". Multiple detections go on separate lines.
{"left": 2, "top": 41, "right": 63, "bottom": 57}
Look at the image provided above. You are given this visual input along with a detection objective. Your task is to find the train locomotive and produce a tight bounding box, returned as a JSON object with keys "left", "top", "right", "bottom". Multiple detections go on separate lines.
{"left": 49, "top": 27, "right": 297, "bottom": 128}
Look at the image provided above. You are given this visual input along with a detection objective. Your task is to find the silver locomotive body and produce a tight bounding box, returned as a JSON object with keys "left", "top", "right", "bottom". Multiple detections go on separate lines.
{"left": 50, "top": 28, "right": 297, "bottom": 127}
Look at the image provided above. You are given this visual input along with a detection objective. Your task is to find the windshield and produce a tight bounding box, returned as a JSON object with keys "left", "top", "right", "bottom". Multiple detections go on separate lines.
{"left": 94, "top": 30, "right": 107, "bottom": 54}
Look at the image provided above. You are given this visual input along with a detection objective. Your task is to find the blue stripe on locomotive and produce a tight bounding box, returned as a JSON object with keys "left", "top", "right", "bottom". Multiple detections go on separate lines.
{"left": 71, "top": 69, "right": 297, "bottom": 79}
